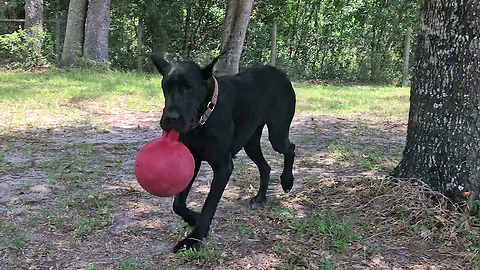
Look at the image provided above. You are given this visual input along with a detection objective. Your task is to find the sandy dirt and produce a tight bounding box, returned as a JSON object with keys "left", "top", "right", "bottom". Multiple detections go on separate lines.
{"left": 0, "top": 112, "right": 475, "bottom": 269}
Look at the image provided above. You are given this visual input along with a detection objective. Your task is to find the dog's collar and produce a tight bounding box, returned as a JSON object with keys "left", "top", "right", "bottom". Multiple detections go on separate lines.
{"left": 198, "top": 76, "right": 218, "bottom": 125}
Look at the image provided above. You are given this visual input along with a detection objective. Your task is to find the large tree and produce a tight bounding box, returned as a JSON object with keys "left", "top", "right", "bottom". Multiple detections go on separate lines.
{"left": 392, "top": 0, "right": 480, "bottom": 204}
{"left": 83, "top": 0, "right": 111, "bottom": 62}
{"left": 61, "top": 0, "right": 88, "bottom": 66}
{"left": 216, "top": 0, "right": 254, "bottom": 76}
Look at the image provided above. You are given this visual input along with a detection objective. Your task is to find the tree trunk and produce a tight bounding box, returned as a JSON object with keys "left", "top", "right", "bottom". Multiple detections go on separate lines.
{"left": 25, "top": 0, "right": 43, "bottom": 33}
{"left": 401, "top": 27, "right": 412, "bottom": 87}
{"left": 392, "top": 0, "right": 480, "bottom": 204}
{"left": 270, "top": 20, "right": 277, "bottom": 66}
{"left": 61, "top": 0, "right": 88, "bottom": 66}
{"left": 84, "top": 0, "right": 111, "bottom": 63}
{"left": 24, "top": 0, "right": 44, "bottom": 57}
{"left": 183, "top": 6, "right": 191, "bottom": 59}
{"left": 55, "top": 11, "right": 61, "bottom": 64}
{"left": 137, "top": 18, "right": 143, "bottom": 72}
{"left": 217, "top": 0, "right": 254, "bottom": 76}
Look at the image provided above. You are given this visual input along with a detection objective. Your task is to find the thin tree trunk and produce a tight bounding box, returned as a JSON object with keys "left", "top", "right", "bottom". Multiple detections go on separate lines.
{"left": 289, "top": 0, "right": 301, "bottom": 58}
{"left": 217, "top": 0, "right": 254, "bottom": 76}
{"left": 401, "top": 27, "right": 412, "bottom": 86}
{"left": 61, "top": 0, "right": 88, "bottom": 66}
{"left": 270, "top": 20, "right": 277, "bottom": 66}
{"left": 137, "top": 18, "right": 143, "bottom": 72}
{"left": 183, "top": 6, "right": 191, "bottom": 58}
{"left": 55, "top": 11, "right": 61, "bottom": 64}
{"left": 84, "top": 0, "right": 111, "bottom": 63}
{"left": 392, "top": 0, "right": 480, "bottom": 204}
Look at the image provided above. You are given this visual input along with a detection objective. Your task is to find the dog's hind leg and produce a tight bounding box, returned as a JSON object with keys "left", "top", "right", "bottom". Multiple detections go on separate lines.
{"left": 173, "top": 156, "right": 202, "bottom": 226}
{"left": 268, "top": 129, "right": 295, "bottom": 193}
{"left": 244, "top": 124, "right": 271, "bottom": 206}
{"left": 267, "top": 96, "right": 296, "bottom": 193}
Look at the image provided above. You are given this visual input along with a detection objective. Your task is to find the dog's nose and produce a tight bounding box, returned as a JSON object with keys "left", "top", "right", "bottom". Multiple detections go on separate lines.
{"left": 164, "top": 110, "right": 180, "bottom": 122}
{"left": 161, "top": 110, "right": 183, "bottom": 131}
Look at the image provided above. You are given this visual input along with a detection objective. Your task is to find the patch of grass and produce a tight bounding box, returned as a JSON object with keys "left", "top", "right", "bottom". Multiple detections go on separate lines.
{"left": 117, "top": 260, "right": 153, "bottom": 270}
{"left": 294, "top": 82, "right": 410, "bottom": 121}
{"left": 0, "top": 70, "right": 408, "bottom": 132}
{"left": 276, "top": 208, "right": 360, "bottom": 253}
{"left": 0, "top": 70, "right": 163, "bottom": 131}
{"left": 327, "top": 140, "right": 397, "bottom": 171}
{"left": 175, "top": 243, "right": 222, "bottom": 266}
{"left": 0, "top": 221, "right": 26, "bottom": 252}
{"left": 38, "top": 141, "right": 109, "bottom": 189}
{"left": 319, "top": 256, "right": 336, "bottom": 270}
{"left": 42, "top": 192, "right": 111, "bottom": 238}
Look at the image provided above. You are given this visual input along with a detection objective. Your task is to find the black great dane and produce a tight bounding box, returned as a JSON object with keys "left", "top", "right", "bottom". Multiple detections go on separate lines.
{"left": 146, "top": 53, "right": 296, "bottom": 252}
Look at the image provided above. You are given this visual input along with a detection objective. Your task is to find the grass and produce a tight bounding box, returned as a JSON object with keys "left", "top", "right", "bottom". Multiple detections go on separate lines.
{"left": 0, "top": 70, "right": 163, "bottom": 131}
{"left": 0, "top": 70, "right": 410, "bottom": 132}
{"left": 0, "top": 221, "right": 26, "bottom": 252}
{"left": 294, "top": 82, "right": 410, "bottom": 121}
{"left": 9, "top": 69, "right": 476, "bottom": 269}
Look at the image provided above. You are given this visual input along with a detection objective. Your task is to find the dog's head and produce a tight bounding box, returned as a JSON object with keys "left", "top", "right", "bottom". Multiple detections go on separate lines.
{"left": 147, "top": 53, "right": 220, "bottom": 134}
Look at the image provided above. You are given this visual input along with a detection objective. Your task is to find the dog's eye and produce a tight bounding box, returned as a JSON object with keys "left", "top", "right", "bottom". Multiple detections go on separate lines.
{"left": 180, "top": 84, "right": 190, "bottom": 94}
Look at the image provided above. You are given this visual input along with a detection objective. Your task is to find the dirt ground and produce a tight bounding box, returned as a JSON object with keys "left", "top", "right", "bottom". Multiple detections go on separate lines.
{"left": 0, "top": 112, "right": 478, "bottom": 270}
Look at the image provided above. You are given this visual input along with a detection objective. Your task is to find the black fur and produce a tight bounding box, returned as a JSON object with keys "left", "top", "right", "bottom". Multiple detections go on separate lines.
{"left": 147, "top": 53, "right": 296, "bottom": 252}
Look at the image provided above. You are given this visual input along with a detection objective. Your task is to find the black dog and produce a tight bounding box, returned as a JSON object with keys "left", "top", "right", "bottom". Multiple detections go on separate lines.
{"left": 146, "top": 53, "right": 296, "bottom": 252}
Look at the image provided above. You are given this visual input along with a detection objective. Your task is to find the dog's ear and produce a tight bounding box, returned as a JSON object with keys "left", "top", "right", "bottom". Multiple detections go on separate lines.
{"left": 146, "top": 52, "right": 170, "bottom": 76}
{"left": 201, "top": 53, "right": 223, "bottom": 80}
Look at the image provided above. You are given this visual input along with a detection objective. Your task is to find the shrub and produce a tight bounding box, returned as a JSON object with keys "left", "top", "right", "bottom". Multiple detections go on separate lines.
{"left": 0, "top": 27, "right": 50, "bottom": 68}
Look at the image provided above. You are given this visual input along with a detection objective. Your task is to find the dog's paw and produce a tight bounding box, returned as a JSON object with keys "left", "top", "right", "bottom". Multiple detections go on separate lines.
{"left": 280, "top": 173, "right": 294, "bottom": 193}
{"left": 249, "top": 194, "right": 266, "bottom": 208}
{"left": 173, "top": 237, "right": 204, "bottom": 253}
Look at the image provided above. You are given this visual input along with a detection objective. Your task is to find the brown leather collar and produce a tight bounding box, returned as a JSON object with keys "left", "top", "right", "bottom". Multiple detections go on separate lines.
{"left": 199, "top": 76, "right": 218, "bottom": 125}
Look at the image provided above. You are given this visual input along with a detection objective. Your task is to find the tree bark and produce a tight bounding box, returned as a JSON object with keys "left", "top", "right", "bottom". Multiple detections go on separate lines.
{"left": 55, "top": 11, "right": 61, "bottom": 64}
{"left": 24, "top": 0, "right": 44, "bottom": 57}
{"left": 84, "top": 0, "right": 111, "bottom": 63}
{"left": 401, "top": 27, "right": 412, "bottom": 87}
{"left": 25, "top": 0, "right": 43, "bottom": 33}
{"left": 270, "top": 20, "right": 277, "bottom": 66}
{"left": 61, "top": 0, "right": 88, "bottom": 66}
{"left": 217, "top": 0, "right": 254, "bottom": 76}
{"left": 137, "top": 18, "right": 143, "bottom": 72}
{"left": 183, "top": 6, "right": 191, "bottom": 59}
{"left": 392, "top": 0, "right": 480, "bottom": 204}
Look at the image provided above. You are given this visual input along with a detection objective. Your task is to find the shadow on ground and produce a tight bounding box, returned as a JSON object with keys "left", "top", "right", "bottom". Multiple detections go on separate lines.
{"left": 0, "top": 113, "right": 474, "bottom": 269}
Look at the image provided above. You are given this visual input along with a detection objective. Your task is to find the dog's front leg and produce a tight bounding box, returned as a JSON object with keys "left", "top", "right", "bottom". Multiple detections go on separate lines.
{"left": 173, "top": 156, "right": 202, "bottom": 226}
{"left": 173, "top": 158, "right": 233, "bottom": 252}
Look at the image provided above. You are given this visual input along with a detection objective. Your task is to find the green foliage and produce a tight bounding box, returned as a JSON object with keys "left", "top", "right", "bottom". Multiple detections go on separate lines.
{"left": 0, "top": 27, "right": 51, "bottom": 68}
{"left": 244, "top": 0, "right": 419, "bottom": 83}
{"left": 1, "top": 0, "right": 419, "bottom": 82}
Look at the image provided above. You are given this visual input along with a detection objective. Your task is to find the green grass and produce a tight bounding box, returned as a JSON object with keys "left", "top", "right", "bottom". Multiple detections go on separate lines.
{"left": 0, "top": 70, "right": 163, "bottom": 131}
{"left": 0, "top": 221, "right": 26, "bottom": 252}
{"left": 294, "top": 82, "right": 410, "bottom": 121}
{"left": 175, "top": 243, "right": 222, "bottom": 265}
{"left": 0, "top": 70, "right": 410, "bottom": 132}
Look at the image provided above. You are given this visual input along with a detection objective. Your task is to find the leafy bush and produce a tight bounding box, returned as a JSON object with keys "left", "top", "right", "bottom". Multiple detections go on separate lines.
{"left": 0, "top": 27, "right": 50, "bottom": 68}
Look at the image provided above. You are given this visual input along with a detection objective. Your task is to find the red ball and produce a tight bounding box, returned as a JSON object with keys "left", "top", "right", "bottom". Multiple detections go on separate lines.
{"left": 134, "top": 130, "right": 194, "bottom": 197}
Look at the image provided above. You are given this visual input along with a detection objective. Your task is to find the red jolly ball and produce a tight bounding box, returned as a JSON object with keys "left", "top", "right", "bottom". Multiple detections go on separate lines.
{"left": 134, "top": 130, "right": 194, "bottom": 197}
